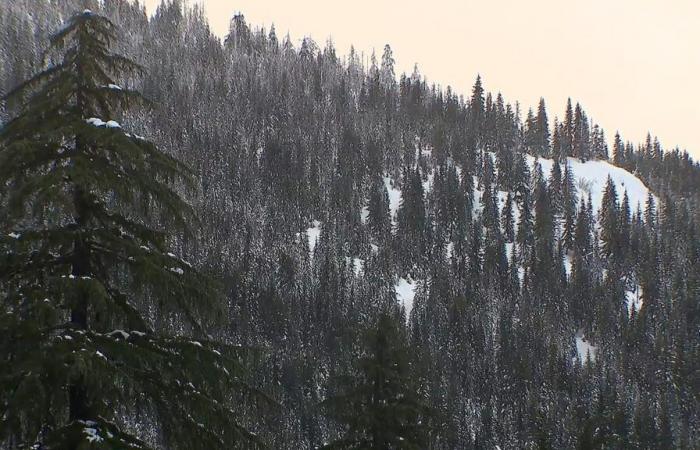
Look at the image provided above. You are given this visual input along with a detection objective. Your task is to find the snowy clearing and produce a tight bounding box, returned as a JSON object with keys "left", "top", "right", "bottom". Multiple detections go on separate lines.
{"left": 306, "top": 220, "right": 322, "bottom": 256}
{"left": 575, "top": 330, "right": 597, "bottom": 364}
{"left": 525, "top": 155, "right": 653, "bottom": 213}
{"left": 625, "top": 285, "right": 643, "bottom": 316}
{"left": 395, "top": 278, "right": 416, "bottom": 322}
{"left": 384, "top": 176, "right": 402, "bottom": 220}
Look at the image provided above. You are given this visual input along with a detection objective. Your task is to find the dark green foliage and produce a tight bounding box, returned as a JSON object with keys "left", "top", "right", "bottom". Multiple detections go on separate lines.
{"left": 0, "top": 10, "right": 262, "bottom": 449}
{"left": 321, "top": 313, "right": 433, "bottom": 449}
{"left": 2, "top": 2, "right": 700, "bottom": 448}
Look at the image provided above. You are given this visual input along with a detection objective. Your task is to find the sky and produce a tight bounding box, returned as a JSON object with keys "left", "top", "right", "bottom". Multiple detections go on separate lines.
{"left": 143, "top": 0, "right": 700, "bottom": 158}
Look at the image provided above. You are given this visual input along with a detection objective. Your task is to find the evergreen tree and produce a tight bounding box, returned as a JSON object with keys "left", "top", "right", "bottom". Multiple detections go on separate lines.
{"left": 502, "top": 191, "right": 515, "bottom": 243}
{"left": 561, "top": 161, "right": 578, "bottom": 251}
{"left": 321, "top": 313, "right": 433, "bottom": 449}
{"left": 562, "top": 98, "right": 574, "bottom": 157}
{"left": 0, "top": 11, "right": 262, "bottom": 448}
{"left": 535, "top": 97, "right": 550, "bottom": 157}
{"left": 380, "top": 44, "right": 396, "bottom": 90}
{"left": 367, "top": 175, "right": 392, "bottom": 243}
{"left": 600, "top": 176, "right": 620, "bottom": 259}
{"left": 468, "top": 74, "right": 485, "bottom": 151}
{"left": 612, "top": 132, "right": 624, "bottom": 166}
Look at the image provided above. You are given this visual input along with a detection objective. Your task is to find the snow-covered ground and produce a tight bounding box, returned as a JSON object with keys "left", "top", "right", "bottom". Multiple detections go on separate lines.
{"left": 625, "top": 285, "right": 643, "bottom": 315}
{"left": 383, "top": 176, "right": 402, "bottom": 221}
{"left": 575, "top": 329, "right": 597, "bottom": 364}
{"left": 345, "top": 256, "right": 365, "bottom": 276}
{"left": 306, "top": 220, "right": 322, "bottom": 257}
{"left": 525, "top": 155, "right": 653, "bottom": 213}
{"left": 395, "top": 277, "right": 416, "bottom": 321}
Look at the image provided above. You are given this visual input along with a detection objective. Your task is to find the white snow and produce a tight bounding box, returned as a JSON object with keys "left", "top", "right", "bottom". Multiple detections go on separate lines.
{"left": 370, "top": 243, "right": 379, "bottom": 254}
{"left": 106, "top": 83, "right": 122, "bottom": 90}
{"left": 360, "top": 205, "right": 369, "bottom": 224}
{"left": 86, "top": 117, "right": 121, "bottom": 129}
{"left": 525, "top": 155, "right": 653, "bottom": 214}
{"left": 564, "top": 255, "right": 572, "bottom": 278}
{"left": 625, "top": 285, "right": 643, "bottom": 315}
{"left": 169, "top": 267, "right": 184, "bottom": 275}
{"left": 446, "top": 241, "right": 454, "bottom": 259}
{"left": 107, "top": 330, "right": 129, "bottom": 340}
{"left": 395, "top": 278, "right": 416, "bottom": 321}
{"left": 345, "top": 257, "right": 365, "bottom": 276}
{"left": 422, "top": 172, "right": 434, "bottom": 193}
{"left": 86, "top": 117, "right": 106, "bottom": 127}
{"left": 8, "top": 232, "right": 21, "bottom": 239}
{"left": 306, "top": 220, "right": 322, "bottom": 256}
{"left": 383, "top": 176, "right": 402, "bottom": 220}
{"left": 575, "top": 330, "right": 597, "bottom": 364}
{"left": 504, "top": 242, "right": 514, "bottom": 261}
{"left": 84, "top": 427, "right": 103, "bottom": 443}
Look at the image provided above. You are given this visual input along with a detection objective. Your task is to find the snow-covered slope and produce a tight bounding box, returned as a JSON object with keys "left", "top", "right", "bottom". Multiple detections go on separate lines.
{"left": 395, "top": 277, "right": 417, "bottom": 321}
{"left": 526, "top": 155, "right": 653, "bottom": 213}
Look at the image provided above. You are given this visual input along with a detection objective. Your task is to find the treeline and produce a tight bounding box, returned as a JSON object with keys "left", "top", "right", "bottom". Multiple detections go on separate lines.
{"left": 1, "top": 1, "right": 698, "bottom": 449}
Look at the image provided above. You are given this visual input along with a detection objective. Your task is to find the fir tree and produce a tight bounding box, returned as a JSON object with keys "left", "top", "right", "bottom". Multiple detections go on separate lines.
{"left": 321, "top": 313, "right": 433, "bottom": 449}
{"left": 535, "top": 97, "right": 550, "bottom": 157}
{"left": 0, "top": 11, "right": 262, "bottom": 448}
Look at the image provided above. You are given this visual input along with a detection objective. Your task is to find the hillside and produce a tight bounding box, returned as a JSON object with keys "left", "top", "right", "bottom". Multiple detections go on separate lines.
{"left": 1, "top": 1, "right": 699, "bottom": 449}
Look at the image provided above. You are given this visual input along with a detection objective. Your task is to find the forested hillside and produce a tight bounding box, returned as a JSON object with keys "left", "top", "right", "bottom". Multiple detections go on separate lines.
{"left": 1, "top": 1, "right": 699, "bottom": 448}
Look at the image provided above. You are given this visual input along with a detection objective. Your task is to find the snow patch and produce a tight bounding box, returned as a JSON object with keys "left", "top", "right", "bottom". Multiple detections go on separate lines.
{"left": 345, "top": 257, "right": 365, "bottom": 276}
{"left": 306, "top": 220, "right": 322, "bottom": 256}
{"left": 8, "top": 232, "right": 21, "bottom": 239}
{"left": 504, "top": 242, "right": 514, "bottom": 262}
{"left": 86, "top": 117, "right": 106, "bottom": 127}
{"left": 360, "top": 205, "right": 369, "bottom": 224}
{"left": 564, "top": 255, "right": 572, "bottom": 278}
{"left": 395, "top": 278, "right": 416, "bottom": 322}
{"left": 84, "top": 426, "right": 103, "bottom": 443}
{"left": 384, "top": 176, "right": 402, "bottom": 220}
{"left": 169, "top": 267, "right": 184, "bottom": 275}
{"left": 625, "top": 285, "right": 643, "bottom": 315}
{"left": 422, "top": 172, "right": 434, "bottom": 193}
{"left": 575, "top": 330, "right": 597, "bottom": 364}
{"left": 525, "top": 155, "right": 653, "bottom": 214}
{"left": 107, "top": 330, "right": 129, "bottom": 340}
{"left": 86, "top": 117, "right": 121, "bottom": 129}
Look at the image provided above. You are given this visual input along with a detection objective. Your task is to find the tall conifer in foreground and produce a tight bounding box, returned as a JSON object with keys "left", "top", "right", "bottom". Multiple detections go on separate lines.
{"left": 321, "top": 313, "right": 433, "bottom": 449}
{"left": 0, "top": 10, "right": 262, "bottom": 449}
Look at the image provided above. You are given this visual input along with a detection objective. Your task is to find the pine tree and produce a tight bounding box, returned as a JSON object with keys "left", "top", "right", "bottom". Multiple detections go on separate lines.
{"left": 367, "top": 175, "right": 392, "bottom": 243}
{"left": 502, "top": 191, "right": 515, "bottom": 243}
{"left": 380, "top": 44, "right": 396, "bottom": 90}
{"left": 562, "top": 98, "right": 574, "bottom": 157}
{"left": 612, "top": 132, "right": 624, "bottom": 166}
{"left": 561, "top": 161, "right": 578, "bottom": 251}
{"left": 600, "top": 176, "right": 620, "bottom": 259}
{"left": 535, "top": 97, "right": 550, "bottom": 157}
{"left": 321, "top": 313, "right": 433, "bottom": 449}
{"left": 0, "top": 11, "right": 262, "bottom": 448}
{"left": 468, "top": 74, "right": 485, "bottom": 151}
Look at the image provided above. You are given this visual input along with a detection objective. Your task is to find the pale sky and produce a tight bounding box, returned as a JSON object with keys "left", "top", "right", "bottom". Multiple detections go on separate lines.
{"left": 143, "top": 0, "right": 700, "bottom": 158}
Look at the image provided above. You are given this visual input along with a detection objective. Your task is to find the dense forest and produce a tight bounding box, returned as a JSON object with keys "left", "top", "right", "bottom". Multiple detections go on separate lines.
{"left": 1, "top": 1, "right": 698, "bottom": 448}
